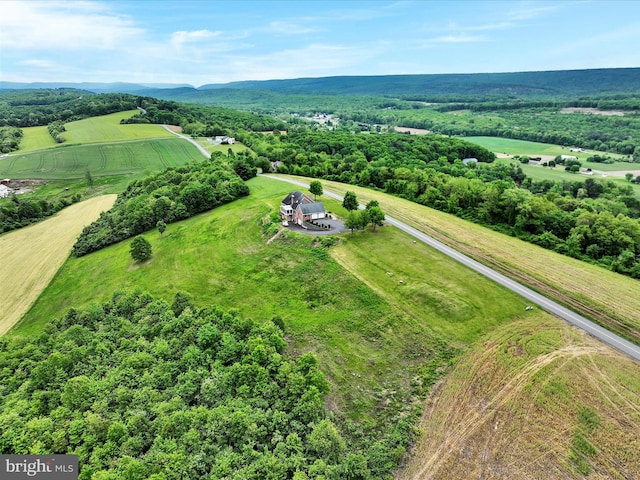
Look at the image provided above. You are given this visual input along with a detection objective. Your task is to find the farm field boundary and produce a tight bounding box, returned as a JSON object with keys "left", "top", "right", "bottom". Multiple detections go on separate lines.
{"left": 0, "top": 194, "right": 117, "bottom": 335}
{"left": 17, "top": 110, "right": 174, "bottom": 153}
{"left": 0, "top": 138, "right": 202, "bottom": 180}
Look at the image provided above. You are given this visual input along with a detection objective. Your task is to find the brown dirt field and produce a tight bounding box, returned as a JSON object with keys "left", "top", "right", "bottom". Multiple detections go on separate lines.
{"left": 560, "top": 107, "right": 625, "bottom": 116}
{"left": 0, "top": 195, "right": 116, "bottom": 335}
{"left": 395, "top": 127, "right": 432, "bottom": 135}
{"left": 397, "top": 317, "right": 640, "bottom": 479}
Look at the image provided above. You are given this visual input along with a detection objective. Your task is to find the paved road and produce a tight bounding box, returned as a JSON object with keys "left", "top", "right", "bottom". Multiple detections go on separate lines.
{"left": 261, "top": 174, "right": 640, "bottom": 362}
{"left": 162, "top": 125, "right": 211, "bottom": 158}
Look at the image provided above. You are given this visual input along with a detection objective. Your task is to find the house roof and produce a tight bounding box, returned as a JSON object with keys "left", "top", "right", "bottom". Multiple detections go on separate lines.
{"left": 281, "top": 191, "right": 312, "bottom": 209}
{"left": 299, "top": 202, "right": 325, "bottom": 215}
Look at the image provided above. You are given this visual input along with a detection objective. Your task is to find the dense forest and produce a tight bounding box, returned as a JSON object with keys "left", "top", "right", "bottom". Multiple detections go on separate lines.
{"left": 72, "top": 155, "right": 250, "bottom": 257}
{"left": 243, "top": 130, "right": 640, "bottom": 278}
{"left": 0, "top": 290, "right": 400, "bottom": 479}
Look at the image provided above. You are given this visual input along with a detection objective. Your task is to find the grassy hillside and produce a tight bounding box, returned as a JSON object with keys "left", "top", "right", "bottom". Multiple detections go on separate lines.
{"left": 16, "top": 110, "right": 173, "bottom": 153}
{"left": 399, "top": 316, "right": 640, "bottom": 479}
{"left": 62, "top": 110, "right": 173, "bottom": 144}
{"left": 14, "top": 176, "right": 525, "bottom": 430}
{"left": 0, "top": 194, "right": 116, "bottom": 335}
{"left": 8, "top": 176, "right": 640, "bottom": 477}
{"left": 0, "top": 138, "right": 202, "bottom": 180}
{"left": 281, "top": 175, "right": 640, "bottom": 346}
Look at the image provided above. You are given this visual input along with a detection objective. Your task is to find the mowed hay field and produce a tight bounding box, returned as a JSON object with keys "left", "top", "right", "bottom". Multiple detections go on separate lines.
{"left": 283, "top": 175, "right": 640, "bottom": 346}
{"left": 63, "top": 110, "right": 173, "bottom": 144}
{"left": 17, "top": 110, "right": 173, "bottom": 153}
{"left": 0, "top": 194, "right": 116, "bottom": 335}
{"left": 0, "top": 138, "right": 202, "bottom": 180}
{"left": 399, "top": 315, "right": 640, "bottom": 479}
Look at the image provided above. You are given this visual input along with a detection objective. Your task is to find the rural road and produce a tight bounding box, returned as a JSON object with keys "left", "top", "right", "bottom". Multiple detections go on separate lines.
{"left": 162, "top": 125, "right": 211, "bottom": 158}
{"left": 261, "top": 174, "right": 640, "bottom": 362}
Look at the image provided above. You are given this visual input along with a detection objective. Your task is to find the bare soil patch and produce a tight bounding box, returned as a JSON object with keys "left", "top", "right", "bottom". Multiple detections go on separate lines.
{"left": 560, "top": 107, "right": 625, "bottom": 116}
{"left": 1, "top": 179, "right": 46, "bottom": 194}
{"left": 395, "top": 127, "right": 431, "bottom": 135}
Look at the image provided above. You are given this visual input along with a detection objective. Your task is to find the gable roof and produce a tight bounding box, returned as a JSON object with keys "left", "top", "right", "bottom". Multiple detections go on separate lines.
{"left": 299, "top": 202, "right": 325, "bottom": 215}
{"left": 281, "top": 191, "right": 312, "bottom": 209}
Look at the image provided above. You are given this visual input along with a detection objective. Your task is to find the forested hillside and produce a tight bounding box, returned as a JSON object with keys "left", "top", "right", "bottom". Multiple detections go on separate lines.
{"left": 199, "top": 68, "right": 640, "bottom": 97}
{"left": 0, "top": 290, "right": 384, "bottom": 479}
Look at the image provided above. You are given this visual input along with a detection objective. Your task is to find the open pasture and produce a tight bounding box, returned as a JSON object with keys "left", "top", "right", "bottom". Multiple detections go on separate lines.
{"left": 63, "top": 110, "right": 173, "bottom": 144}
{"left": 0, "top": 194, "right": 116, "bottom": 335}
{"left": 17, "top": 110, "right": 173, "bottom": 153}
{"left": 13, "top": 176, "right": 529, "bottom": 425}
{"left": 0, "top": 138, "right": 202, "bottom": 180}
{"left": 463, "top": 136, "right": 629, "bottom": 162}
{"left": 17, "top": 125, "right": 58, "bottom": 152}
{"left": 284, "top": 175, "right": 640, "bottom": 345}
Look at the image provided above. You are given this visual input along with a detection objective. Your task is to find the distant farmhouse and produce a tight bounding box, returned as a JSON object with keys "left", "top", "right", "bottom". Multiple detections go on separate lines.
{"left": 280, "top": 191, "right": 326, "bottom": 226}
{"left": 210, "top": 136, "right": 235, "bottom": 145}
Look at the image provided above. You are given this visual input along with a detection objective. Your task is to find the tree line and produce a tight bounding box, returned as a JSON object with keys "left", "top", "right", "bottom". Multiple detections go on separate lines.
{"left": 0, "top": 192, "right": 82, "bottom": 234}
{"left": 0, "top": 290, "right": 394, "bottom": 479}
{"left": 72, "top": 154, "right": 249, "bottom": 257}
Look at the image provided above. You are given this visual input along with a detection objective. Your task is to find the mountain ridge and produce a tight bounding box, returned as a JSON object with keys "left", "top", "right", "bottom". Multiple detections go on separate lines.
{"left": 3, "top": 68, "right": 640, "bottom": 97}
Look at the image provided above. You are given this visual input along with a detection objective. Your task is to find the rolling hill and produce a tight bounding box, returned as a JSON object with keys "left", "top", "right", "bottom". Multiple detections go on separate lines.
{"left": 3, "top": 68, "right": 640, "bottom": 98}
{"left": 7, "top": 175, "right": 640, "bottom": 478}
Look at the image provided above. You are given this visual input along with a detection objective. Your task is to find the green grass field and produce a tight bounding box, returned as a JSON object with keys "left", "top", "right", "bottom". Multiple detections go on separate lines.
{"left": 283, "top": 175, "right": 640, "bottom": 345}
{"left": 18, "top": 110, "right": 174, "bottom": 153}
{"left": 9, "top": 176, "right": 640, "bottom": 477}
{"left": 13, "top": 176, "right": 527, "bottom": 425}
{"left": 0, "top": 138, "right": 203, "bottom": 180}
{"left": 463, "top": 136, "right": 631, "bottom": 162}
{"left": 494, "top": 157, "right": 640, "bottom": 197}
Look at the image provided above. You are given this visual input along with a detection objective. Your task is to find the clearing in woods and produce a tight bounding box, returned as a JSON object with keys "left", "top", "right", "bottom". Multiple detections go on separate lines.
{"left": 0, "top": 194, "right": 117, "bottom": 335}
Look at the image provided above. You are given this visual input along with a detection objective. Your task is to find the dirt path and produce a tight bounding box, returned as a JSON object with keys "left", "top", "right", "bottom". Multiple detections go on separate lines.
{"left": 0, "top": 195, "right": 117, "bottom": 335}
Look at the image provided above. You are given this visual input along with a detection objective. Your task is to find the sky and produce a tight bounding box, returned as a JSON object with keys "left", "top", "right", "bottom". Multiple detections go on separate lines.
{"left": 1, "top": 0, "right": 639, "bottom": 87}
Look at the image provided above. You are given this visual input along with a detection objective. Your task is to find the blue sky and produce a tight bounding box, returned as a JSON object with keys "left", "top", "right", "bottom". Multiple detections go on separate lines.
{"left": 1, "top": 0, "right": 639, "bottom": 86}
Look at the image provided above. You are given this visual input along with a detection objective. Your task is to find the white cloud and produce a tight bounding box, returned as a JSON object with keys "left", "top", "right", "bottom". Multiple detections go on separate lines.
{"left": 19, "top": 59, "right": 60, "bottom": 69}
{"left": 420, "top": 34, "right": 487, "bottom": 47}
{"left": 506, "top": 3, "right": 558, "bottom": 21}
{"left": 0, "top": 0, "right": 143, "bottom": 50}
{"left": 171, "top": 29, "right": 222, "bottom": 48}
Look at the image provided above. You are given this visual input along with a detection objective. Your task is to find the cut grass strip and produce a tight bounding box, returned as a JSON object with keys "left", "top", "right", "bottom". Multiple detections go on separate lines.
{"left": 0, "top": 195, "right": 117, "bottom": 335}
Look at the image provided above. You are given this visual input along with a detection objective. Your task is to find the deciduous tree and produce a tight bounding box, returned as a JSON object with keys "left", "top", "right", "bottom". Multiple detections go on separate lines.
{"left": 342, "top": 191, "right": 358, "bottom": 211}
{"left": 130, "top": 235, "right": 152, "bottom": 262}
{"left": 309, "top": 180, "right": 323, "bottom": 200}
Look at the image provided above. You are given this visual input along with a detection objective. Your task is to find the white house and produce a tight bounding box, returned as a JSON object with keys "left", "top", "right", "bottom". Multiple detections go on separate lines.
{"left": 0, "top": 184, "right": 11, "bottom": 198}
